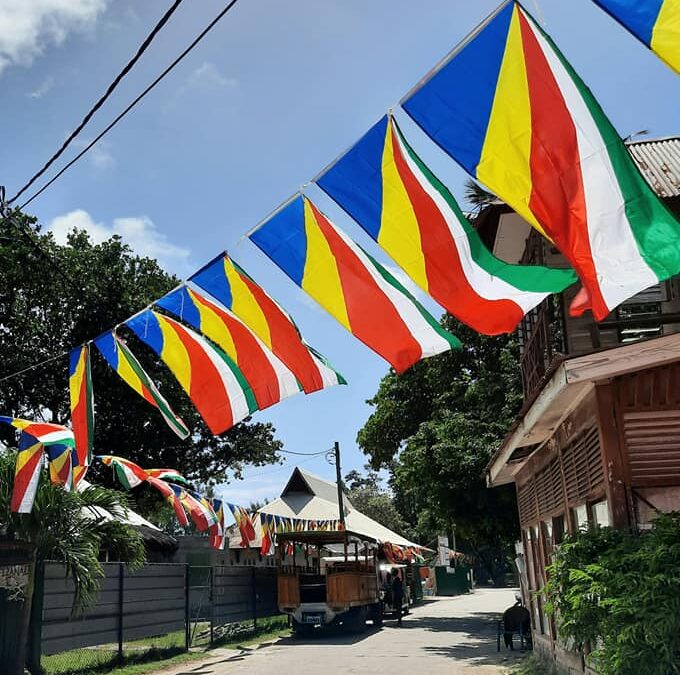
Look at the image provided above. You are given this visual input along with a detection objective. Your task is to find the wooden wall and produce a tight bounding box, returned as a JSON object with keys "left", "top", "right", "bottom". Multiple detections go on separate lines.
{"left": 515, "top": 391, "right": 604, "bottom": 529}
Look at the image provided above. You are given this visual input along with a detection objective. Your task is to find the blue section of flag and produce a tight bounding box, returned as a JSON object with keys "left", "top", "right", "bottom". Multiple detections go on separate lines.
{"left": 93, "top": 332, "right": 120, "bottom": 370}
{"left": 157, "top": 287, "right": 201, "bottom": 328}
{"left": 593, "top": 0, "right": 664, "bottom": 45}
{"left": 126, "top": 310, "right": 164, "bottom": 355}
{"left": 402, "top": 1, "right": 514, "bottom": 174}
{"left": 191, "top": 253, "right": 233, "bottom": 309}
{"left": 316, "top": 115, "right": 388, "bottom": 240}
{"left": 249, "top": 197, "right": 307, "bottom": 286}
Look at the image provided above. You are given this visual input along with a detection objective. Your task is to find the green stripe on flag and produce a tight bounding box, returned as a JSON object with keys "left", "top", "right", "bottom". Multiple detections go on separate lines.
{"left": 210, "top": 342, "right": 259, "bottom": 414}
{"left": 117, "top": 339, "right": 190, "bottom": 439}
{"left": 532, "top": 13, "right": 680, "bottom": 285}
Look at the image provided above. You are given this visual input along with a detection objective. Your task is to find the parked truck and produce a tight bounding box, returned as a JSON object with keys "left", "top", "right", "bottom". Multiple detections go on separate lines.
{"left": 276, "top": 529, "right": 383, "bottom": 634}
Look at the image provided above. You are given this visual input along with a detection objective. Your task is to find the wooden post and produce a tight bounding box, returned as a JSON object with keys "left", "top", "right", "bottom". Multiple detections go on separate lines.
{"left": 595, "top": 382, "right": 631, "bottom": 528}
{"left": 184, "top": 565, "right": 190, "bottom": 651}
{"left": 117, "top": 563, "right": 124, "bottom": 665}
{"left": 26, "top": 559, "right": 44, "bottom": 675}
{"left": 209, "top": 566, "right": 214, "bottom": 646}
{"left": 251, "top": 567, "right": 257, "bottom": 631}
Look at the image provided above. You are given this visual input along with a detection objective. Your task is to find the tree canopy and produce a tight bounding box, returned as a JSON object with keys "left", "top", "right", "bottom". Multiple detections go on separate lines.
{"left": 357, "top": 316, "right": 522, "bottom": 582}
{"left": 0, "top": 211, "right": 281, "bottom": 487}
{"left": 344, "top": 467, "right": 412, "bottom": 539}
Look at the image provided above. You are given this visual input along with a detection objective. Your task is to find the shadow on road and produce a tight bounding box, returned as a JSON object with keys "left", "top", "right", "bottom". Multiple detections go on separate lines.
{"left": 385, "top": 610, "right": 528, "bottom": 667}
{"left": 275, "top": 623, "right": 383, "bottom": 647}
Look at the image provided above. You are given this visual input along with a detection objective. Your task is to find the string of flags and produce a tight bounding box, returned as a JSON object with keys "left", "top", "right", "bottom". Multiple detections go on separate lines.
{"left": 2, "top": 0, "right": 679, "bottom": 505}
{"left": 4, "top": 433, "right": 427, "bottom": 564}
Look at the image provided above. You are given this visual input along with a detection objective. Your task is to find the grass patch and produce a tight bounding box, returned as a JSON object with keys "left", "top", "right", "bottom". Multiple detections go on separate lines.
{"left": 41, "top": 616, "right": 290, "bottom": 675}
{"left": 510, "top": 654, "right": 565, "bottom": 675}
{"left": 212, "top": 615, "right": 290, "bottom": 649}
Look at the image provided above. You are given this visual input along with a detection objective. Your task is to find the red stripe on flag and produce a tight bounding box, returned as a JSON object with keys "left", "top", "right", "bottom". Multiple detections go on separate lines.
{"left": 389, "top": 126, "right": 525, "bottom": 334}
{"left": 238, "top": 274, "right": 325, "bottom": 392}
{"left": 193, "top": 293, "right": 281, "bottom": 409}
{"left": 518, "top": 11, "right": 608, "bottom": 318}
{"left": 139, "top": 383, "right": 158, "bottom": 408}
{"left": 11, "top": 449, "right": 43, "bottom": 512}
{"left": 308, "top": 201, "right": 423, "bottom": 372}
{"left": 71, "top": 371, "right": 89, "bottom": 468}
{"left": 167, "top": 321, "right": 235, "bottom": 434}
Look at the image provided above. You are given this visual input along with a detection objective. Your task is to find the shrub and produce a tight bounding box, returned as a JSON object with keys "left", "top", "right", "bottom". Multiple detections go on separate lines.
{"left": 543, "top": 513, "right": 680, "bottom": 675}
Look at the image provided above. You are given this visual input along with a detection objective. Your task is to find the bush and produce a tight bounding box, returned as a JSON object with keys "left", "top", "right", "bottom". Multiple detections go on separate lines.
{"left": 543, "top": 513, "right": 680, "bottom": 675}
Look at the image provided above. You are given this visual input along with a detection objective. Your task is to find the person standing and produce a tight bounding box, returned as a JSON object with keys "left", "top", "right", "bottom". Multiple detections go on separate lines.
{"left": 391, "top": 569, "right": 404, "bottom": 626}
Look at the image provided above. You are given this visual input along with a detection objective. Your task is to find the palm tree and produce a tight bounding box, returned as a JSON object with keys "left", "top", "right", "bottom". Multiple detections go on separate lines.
{"left": 0, "top": 451, "right": 146, "bottom": 675}
{"left": 463, "top": 178, "right": 497, "bottom": 212}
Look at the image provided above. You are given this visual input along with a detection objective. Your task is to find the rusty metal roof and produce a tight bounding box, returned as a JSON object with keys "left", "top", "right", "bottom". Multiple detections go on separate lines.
{"left": 627, "top": 136, "right": 680, "bottom": 198}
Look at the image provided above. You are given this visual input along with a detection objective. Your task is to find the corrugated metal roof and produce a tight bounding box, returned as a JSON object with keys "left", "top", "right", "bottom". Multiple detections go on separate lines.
{"left": 627, "top": 136, "right": 680, "bottom": 198}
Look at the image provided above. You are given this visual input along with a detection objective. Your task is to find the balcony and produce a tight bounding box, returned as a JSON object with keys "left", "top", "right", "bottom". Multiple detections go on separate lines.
{"left": 518, "top": 282, "right": 680, "bottom": 402}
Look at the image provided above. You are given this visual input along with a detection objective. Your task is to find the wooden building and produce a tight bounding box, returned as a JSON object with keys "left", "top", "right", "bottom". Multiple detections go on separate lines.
{"left": 483, "top": 136, "right": 680, "bottom": 673}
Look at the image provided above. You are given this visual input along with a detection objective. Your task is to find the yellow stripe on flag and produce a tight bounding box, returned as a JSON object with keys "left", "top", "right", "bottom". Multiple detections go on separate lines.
{"left": 158, "top": 316, "right": 192, "bottom": 391}
{"left": 478, "top": 6, "right": 547, "bottom": 239}
{"left": 116, "top": 352, "right": 146, "bottom": 398}
{"left": 190, "top": 290, "right": 238, "bottom": 360}
{"left": 379, "top": 123, "right": 429, "bottom": 290}
{"left": 224, "top": 259, "right": 273, "bottom": 348}
{"left": 301, "top": 199, "right": 351, "bottom": 330}
{"left": 652, "top": 0, "right": 680, "bottom": 74}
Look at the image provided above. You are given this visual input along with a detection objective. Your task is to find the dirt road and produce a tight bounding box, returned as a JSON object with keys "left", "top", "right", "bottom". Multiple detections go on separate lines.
{"left": 160, "top": 588, "right": 527, "bottom": 675}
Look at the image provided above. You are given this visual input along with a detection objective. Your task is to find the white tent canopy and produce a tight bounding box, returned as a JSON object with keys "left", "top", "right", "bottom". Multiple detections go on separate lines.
{"left": 228, "top": 467, "right": 421, "bottom": 550}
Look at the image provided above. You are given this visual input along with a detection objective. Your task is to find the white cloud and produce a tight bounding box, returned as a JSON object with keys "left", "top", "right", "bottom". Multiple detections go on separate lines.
{"left": 72, "top": 138, "right": 115, "bottom": 170}
{"left": 189, "top": 61, "right": 237, "bottom": 89}
{"left": 49, "top": 209, "right": 192, "bottom": 275}
{"left": 0, "top": 0, "right": 107, "bottom": 75}
{"left": 27, "top": 74, "right": 54, "bottom": 98}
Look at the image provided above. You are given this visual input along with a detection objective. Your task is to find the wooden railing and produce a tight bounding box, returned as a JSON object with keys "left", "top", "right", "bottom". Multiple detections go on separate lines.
{"left": 519, "top": 299, "right": 563, "bottom": 399}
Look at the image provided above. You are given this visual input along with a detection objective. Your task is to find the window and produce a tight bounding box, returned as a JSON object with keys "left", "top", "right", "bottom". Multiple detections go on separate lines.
{"left": 592, "top": 500, "right": 610, "bottom": 528}
{"left": 572, "top": 504, "right": 588, "bottom": 531}
{"left": 552, "top": 514, "right": 566, "bottom": 546}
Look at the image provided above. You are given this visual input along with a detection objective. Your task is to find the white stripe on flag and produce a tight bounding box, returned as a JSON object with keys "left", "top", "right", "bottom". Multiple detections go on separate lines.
{"left": 526, "top": 10, "right": 657, "bottom": 312}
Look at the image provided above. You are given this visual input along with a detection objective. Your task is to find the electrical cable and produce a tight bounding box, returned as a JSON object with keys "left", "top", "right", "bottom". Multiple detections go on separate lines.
{"left": 8, "top": 0, "right": 185, "bottom": 206}
{"left": 0, "top": 0, "right": 243, "bottom": 384}
{"left": 277, "top": 447, "right": 333, "bottom": 457}
{"left": 15, "top": 0, "right": 241, "bottom": 212}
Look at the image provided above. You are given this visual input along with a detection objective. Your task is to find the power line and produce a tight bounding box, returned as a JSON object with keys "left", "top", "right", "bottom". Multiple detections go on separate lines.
{"left": 277, "top": 447, "right": 333, "bottom": 457}
{"left": 8, "top": 0, "right": 185, "bottom": 206}
{"left": 0, "top": 0, "right": 244, "bottom": 386}
{"left": 16, "top": 0, "right": 242, "bottom": 212}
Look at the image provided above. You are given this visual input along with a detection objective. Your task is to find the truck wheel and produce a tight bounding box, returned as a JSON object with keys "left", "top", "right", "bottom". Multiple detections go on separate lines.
{"left": 344, "top": 607, "right": 366, "bottom": 633}
{"left": 292, "top": 619, "right": 314, "bottom": 637}
{"left": 371, "top": 603, "right": 383, "bottom": 627}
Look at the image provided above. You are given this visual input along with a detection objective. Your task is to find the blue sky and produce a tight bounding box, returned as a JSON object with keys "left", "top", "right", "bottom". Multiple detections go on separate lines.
{"left": 1, "top": 0, "right": 678, "bottom": 503}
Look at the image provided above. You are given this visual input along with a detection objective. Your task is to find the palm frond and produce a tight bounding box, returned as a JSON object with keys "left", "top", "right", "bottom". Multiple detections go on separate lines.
{"left": 0, "top": 451, "right": 146, "bottom": 614}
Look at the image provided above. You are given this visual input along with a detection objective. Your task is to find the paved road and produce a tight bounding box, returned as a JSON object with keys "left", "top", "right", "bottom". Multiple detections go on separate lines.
{"left": 161, "top": 588, "right": 527, "bottom": 675}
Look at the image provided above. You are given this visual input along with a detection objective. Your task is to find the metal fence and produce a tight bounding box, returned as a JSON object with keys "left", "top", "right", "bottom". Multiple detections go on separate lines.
{"left": 32, "top": 561, "right": 279, "bottom": 675}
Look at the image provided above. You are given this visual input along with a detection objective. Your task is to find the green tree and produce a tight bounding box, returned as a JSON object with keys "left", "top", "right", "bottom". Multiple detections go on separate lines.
{"left": 344, "top": 468, "right": 412, "bottom": 539}
{"left": 0, "top": 451, "right": 146, "bottom": 675}
{"left": 0, "top": 212, "right": 281, "bottom": 492}
{"left": 357, "top": 316, "right": 521, "bottom": 583}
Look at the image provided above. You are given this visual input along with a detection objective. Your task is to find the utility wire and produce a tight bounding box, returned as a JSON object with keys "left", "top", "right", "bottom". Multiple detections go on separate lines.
{"left": 277, "top": 447, "right": 333, "bottom": 457}
{"left": 0, "top": 0, "right": 243, "bottom": 385}
{"left": 15, "top": 0, "right": 241, "bottom": 212}
{"left": 8, "top": 0, "right": 185, "bottom": 206}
